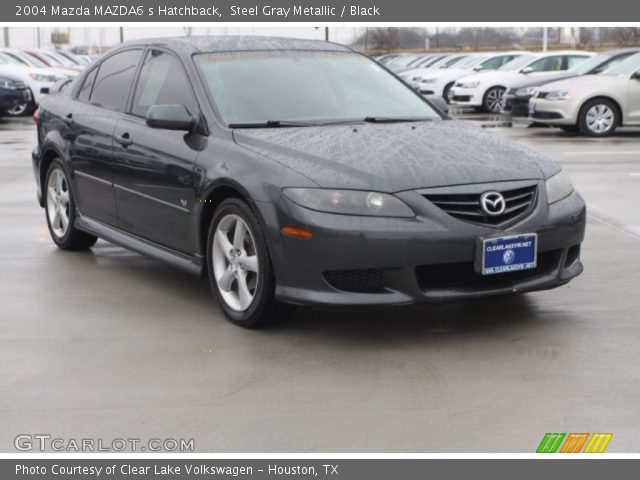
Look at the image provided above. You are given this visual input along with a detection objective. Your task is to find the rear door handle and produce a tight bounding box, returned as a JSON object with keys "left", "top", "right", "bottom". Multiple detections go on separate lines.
{"left": 63, "top": 113, "right": 73, "bottom": 125}
{"left": 115, "top": 133, "right": 132, "bottom": 147}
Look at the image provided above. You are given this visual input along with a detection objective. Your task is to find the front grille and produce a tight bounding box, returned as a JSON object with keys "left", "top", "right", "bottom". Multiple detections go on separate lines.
{"left": 416, "top": 250, "right": 561, "bottom": 291}
{"left": 531, "top": 111, "right": 563, "bottom": 120}
{"left": 452, "top": 95, "right": 471, "bottom": 102}
{"left": 423, "top": 184, "right": 538, "bottom": 227}
{"left": 324, "top": 269, "right": 385, "bottom": 293}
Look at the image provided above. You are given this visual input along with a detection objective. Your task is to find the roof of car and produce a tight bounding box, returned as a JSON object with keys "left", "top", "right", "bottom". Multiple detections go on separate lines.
{"left": 115, "top": 35, "right": 353, "bottom": 54}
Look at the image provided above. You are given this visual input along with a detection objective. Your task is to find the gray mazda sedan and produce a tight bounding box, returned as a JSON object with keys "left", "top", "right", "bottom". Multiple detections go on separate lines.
{"left": 32, "top": 36, "right": 586, "bottom": 327}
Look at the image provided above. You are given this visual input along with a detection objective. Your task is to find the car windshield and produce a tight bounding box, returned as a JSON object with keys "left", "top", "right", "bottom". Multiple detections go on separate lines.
{"left": 196, "top": 50, "right": 440, "bottom": 126}
{"left": 8, "top": 51, "right": 47, "bottom": 68}
{"left": 390, "top": 55, "right": 421, "bottom": 67}
{"left": 600, "top": 52, "right": 640, "bottom": 75}
{"left": 499, "top": 55, "right": 537, "bottom": 71}
{"left": 0, "top": 52, "right": 23, "bottom": 65}
{"left": 47, "top": 52, "right": 76, "bottom": 67}
{"left": 439, "top": 56, "right": 468, "bottom": 69}
{"left": 458, "top": 56, "right": 489, "bottom": 69}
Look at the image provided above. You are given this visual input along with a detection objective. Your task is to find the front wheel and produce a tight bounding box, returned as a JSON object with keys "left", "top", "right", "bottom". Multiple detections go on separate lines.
{"left": 6, "top": 102, "right": 35, "bottom": 117}
{"left": 578, "top": 99, "right": 619, "bottom": 137}
{"left": 207, "top": 198, "right": 289, "bottom": 328}
{"left": 482, "top": 87, "right": 506, "bottom": 113}
{"left": 44, "top": 160, "right": 98, "bottom": 250}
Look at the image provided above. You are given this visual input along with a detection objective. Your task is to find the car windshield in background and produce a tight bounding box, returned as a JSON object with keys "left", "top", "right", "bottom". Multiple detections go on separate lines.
{"left": 600, "top": 52, "right": 640, "bottom": 75}
{"left": 498, "top": 55, "right": 537, "bottom": 71}
{"left": 196, "top": 51, "right": 440, "bottom": 127}
{"left": 568, "top": 53, "right": 614, "bottom": 75}
{"left": 440, "top": 56, "right": 467, "bottom": 68}
{"left": 459, "top": 56, "right": 489, "bottom": 69}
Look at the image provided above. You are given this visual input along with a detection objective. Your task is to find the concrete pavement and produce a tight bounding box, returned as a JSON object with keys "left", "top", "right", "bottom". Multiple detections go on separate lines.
{"left": 1, "top": 116, "right": 639, "bottom": 453}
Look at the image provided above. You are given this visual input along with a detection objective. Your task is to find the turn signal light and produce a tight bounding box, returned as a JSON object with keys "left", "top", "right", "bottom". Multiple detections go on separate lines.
{"left": 281, "top": 226, "right": 313, "bottom": 239}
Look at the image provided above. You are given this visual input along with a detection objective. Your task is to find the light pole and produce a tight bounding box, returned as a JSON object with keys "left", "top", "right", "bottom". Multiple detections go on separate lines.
{"left": 3, "top": 27, "right": 9, "bottom": 47}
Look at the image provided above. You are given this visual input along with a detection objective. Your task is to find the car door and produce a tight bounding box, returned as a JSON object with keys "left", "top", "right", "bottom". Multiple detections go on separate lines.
{"left": 112, "top": 48, "right": 202, "bottom": 255}
{"left": 67, "top": 49, "right": 142, "bottom": 226}
{"left": 627, "top": 69, "right": 640, "bottom": 124}
{"left": 521, "top": 55, "right": 566, "bottom": 80}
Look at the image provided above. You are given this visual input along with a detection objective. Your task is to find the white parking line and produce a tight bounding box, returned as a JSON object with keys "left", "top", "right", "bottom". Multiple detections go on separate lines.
{"left": 562, "top": 151, "right": 640, "bottom": 156}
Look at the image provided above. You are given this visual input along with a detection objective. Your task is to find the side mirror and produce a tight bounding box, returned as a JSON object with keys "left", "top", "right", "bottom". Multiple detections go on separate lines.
{"left": 426, "top": 95, "right": 449, "bottom": 115}
{"left": 473, "top": 66, "right": 484, "bottom": 71}
{"left": 632, "top": 71, "right": 640, "bottom": 80}
{"left": 520, "top": 67, "right": 533, "bottom": 74}
{"left": 146, "top": 104, "right": 194, "bottom": 131}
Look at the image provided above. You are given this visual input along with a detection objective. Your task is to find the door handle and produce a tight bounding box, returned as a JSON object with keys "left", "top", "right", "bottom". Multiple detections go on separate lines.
{"left": 63, "top": 113, "right": 74, "bottom": 125}
{"left": 115, "top": 133, "right": 133, "bottom": 147}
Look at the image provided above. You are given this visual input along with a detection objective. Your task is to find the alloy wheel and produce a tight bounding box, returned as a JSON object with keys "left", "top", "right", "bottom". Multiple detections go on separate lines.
{"left": 211, "top": 214, "right": 259, "bottom": 312}
{"left": 586, "top": 104, "right": 614, "bottom": 134}
{"left": 46, "top": 168, "right": 70, "bottom": 239}
{"left": 485, "top": 88, "right": 505, "bottom": 113}
{"left": 6, "top": 103, "right": 28, "bottom": 117}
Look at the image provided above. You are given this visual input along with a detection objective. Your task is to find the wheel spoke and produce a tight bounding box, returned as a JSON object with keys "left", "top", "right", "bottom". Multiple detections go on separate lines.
{"left": 52, "top": 208, "right": 61, "bottom": 230}
{"left": 233, "top": 220, "right": 246, "bottom": 250}
{"left": 214, "top": 230, "right": 233, "bottom": 260}
{"left": 60, "top": 209, "right": 69, "bottom": 231}
{"left": 217, "top": 269, "right": 235, "bottom": 292}
{"left": 236, "top": 271, "right": 253, "bottom": 309}
{"left": 59, "top": 190, "right": 69, "bottom": 206}
{"left": 239, "top": 255, "right": 258, "bottom": 273}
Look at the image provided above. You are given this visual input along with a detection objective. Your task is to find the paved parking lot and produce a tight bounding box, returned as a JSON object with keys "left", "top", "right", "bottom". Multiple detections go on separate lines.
{"left": 1, "top": 114, "right": 639, "bottom": 453}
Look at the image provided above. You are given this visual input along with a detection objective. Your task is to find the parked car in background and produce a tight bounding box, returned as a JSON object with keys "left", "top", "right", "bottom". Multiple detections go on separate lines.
{"left": 373, "top": 53, "right": 402, "bottom": 66}
{"left": 0, "top": 72, "right": 32, "bottom": 118}
{"left": 503, "top": 48, "right": 640, "bottom": 116}
{"left": 411, "top": 52, "right": 528, "bottom": 102}
{"left": 398, "top": 54, "right": 470, "bottom": 88}
{"left": 33, "top": 36, "right": 585, "bottom": 327}
{"left": 55, "top": 50, "right": 90, "bottom": 67}
{"left": 449, "top": 51, "right": 594, "bottom": 112}
{"left": 23, "top": 49, "right": 83, "bottom": 74}
{"left": 0, "top": 48, "right": 79, "bottom": 80}
{"left": 0, "top": 52, "right": 61, "bottom": 116}
{"left": 387, "top": 54, "right": 435, "bottom": 72}
{"left": 529, "top": 52, "right": 640, "bottom": 136}
{"left": 394, "top": 54, "right": 448, "bottom": 74}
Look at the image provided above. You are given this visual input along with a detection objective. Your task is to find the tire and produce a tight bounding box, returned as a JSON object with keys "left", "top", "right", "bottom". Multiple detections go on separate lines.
{"left": 44, "top": 160, "right": 98, "bottom": 250}
{"left": 482, "top": 86, "right": 506, "bottom": 113}
{"left": 578, "top": 98, "right": 619, "bottom": 137}
{"left": 206, "top": 198, "right": 289, "bottom": 328}
{"left": 443, "top": 82, "right": 454, "bottom": 104}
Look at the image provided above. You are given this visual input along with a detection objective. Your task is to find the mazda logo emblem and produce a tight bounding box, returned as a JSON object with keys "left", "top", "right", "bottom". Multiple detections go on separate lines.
{"left": 480, "top": 191, "right": 506, "bottom": 216}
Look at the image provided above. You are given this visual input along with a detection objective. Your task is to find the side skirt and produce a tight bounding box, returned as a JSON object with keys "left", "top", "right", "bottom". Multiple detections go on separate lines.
{"left": 75, "top": 211, "right": 204, "bottom": 276}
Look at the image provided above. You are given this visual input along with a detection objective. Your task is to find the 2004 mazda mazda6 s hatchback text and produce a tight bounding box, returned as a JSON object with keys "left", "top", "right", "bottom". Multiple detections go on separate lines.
{"left": 32, "top": 36, "right": 586, "bottom": 327}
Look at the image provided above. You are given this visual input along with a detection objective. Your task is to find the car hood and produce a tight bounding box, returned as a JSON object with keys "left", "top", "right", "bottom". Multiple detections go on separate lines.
{"left": 538, "top": 74, "right": 618, "bottom": 93}
{"left": 509, "top": 72, "right": 574, "bottom": 90}
{"left": 233, "top": 120, "right": 559, "bottom": 192}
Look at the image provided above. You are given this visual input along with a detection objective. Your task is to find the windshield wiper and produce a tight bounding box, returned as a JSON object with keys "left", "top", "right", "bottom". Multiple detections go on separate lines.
{"left": 228, "top": 120, "right": 319, "bottom": 128}
{"left": 363, "top": 116, "right": 434, "bottom": 124}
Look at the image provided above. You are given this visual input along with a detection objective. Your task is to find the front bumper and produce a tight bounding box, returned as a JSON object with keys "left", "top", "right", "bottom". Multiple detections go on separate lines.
{"left": 448, "top": 86, "right": 484, "bottom": 107}
{"left": 502, "top": 93, "right": 531, "bottom": 117}
{"left": 528, "top": 97, "right": 580, "bottom": 125}
{"left": 257, "top": 186, "right": 586, "bottom": 306}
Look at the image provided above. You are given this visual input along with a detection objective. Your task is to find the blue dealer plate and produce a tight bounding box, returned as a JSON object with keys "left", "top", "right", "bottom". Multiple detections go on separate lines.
{"left": 481, "top": 234, "right": 537, "bottom": 275}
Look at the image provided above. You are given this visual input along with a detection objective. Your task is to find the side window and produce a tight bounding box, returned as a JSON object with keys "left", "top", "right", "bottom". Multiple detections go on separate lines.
{"left": 131, "top": 50, "right": 198, "bottom": 118}
{"left": 89, "top": 49, "right": 142, "bottom": 111}
{"left": 566, "top": 55, "right": 589, "bottom": 69}
{"left": 527, "top": 56, "right": 564, "bottom": 72}
{"left": 76, "top": 68, "right": 98, "bottom": 102}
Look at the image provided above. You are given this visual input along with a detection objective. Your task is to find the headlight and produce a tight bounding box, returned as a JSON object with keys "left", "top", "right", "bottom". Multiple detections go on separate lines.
{"left": 516, "top": 86, "right": 538, "bottom": 96}
{"left": 458, "top": 81, "right": 480, "bottom": 89}
{"left": 29, "top": 73, "right": 57, "bottom": 83}
{"left": 283, "top": 188, "right": 415, "bottom": 218}
{"left": 0, "top": 79, "right": 18, "bottom": 90}
{"left": 545, "top": 89, "right": 573, "bottom": 101}
{"left": 546, "top": 170, "right": 574, "bottom": 204}
{"left": 419, "top": 78, "right": 437, "bottom": 84}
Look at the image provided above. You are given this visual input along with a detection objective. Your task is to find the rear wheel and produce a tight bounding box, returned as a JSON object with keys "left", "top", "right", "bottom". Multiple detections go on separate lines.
{"left": 44, "top": 160, "right": 97, "bottom": 250}
{"left": 578, "top": 99, "right": 619, "bottom": 137}
{"left": 207, "top": 198, "right": 290, "bottom": 328}
{"left": 482, "top": 86, "right": 506, "bottom": 113}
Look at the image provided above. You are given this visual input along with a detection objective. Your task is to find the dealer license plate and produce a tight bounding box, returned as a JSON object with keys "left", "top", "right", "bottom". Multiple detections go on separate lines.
{"left": 481, "top": 234, "right": 537, "bottom": 275}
